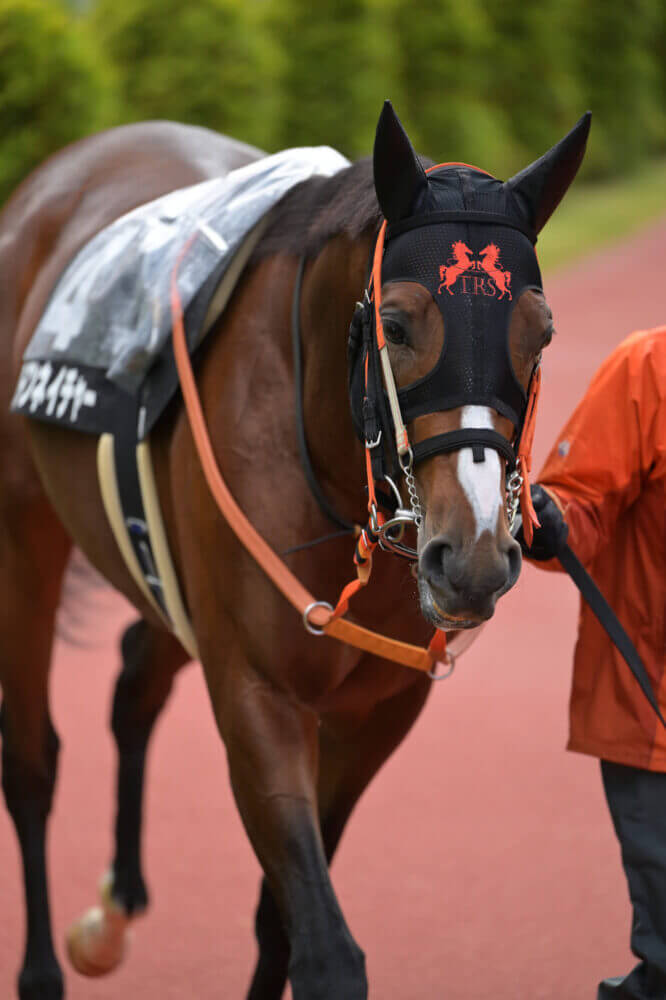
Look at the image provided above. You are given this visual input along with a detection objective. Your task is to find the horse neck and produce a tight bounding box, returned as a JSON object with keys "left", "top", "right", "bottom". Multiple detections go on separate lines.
{"left": 298, "top": 234, "right": 373, "bottom": 524}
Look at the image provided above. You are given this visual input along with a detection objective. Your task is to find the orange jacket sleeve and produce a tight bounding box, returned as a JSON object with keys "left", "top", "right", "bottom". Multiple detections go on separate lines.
{"left": 536, "top": 331, "right": 664, "bottom": 568}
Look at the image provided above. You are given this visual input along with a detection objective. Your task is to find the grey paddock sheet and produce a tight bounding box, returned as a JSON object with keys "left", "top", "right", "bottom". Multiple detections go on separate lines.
{"left": 11, "top": 145, "right": 349, "bottom": 435}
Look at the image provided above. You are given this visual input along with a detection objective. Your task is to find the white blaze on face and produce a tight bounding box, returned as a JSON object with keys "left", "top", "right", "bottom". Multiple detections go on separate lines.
{"left": 457, "top": 406, "right": 502, "bottom": 539}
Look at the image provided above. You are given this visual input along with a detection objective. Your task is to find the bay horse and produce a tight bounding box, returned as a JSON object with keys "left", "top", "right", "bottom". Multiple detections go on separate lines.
{"left": 0, "top": 104, "right": 589, "bottom": 999}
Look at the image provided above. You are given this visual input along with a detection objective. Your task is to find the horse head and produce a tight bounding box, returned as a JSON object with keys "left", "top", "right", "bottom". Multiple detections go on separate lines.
{"left": 370, "top": 101, "right": 590, "bottom": 629}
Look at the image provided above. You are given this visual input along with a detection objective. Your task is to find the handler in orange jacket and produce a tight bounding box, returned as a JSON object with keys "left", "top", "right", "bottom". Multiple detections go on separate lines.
{"left": 519, "top": 326, "right": 666, "bottom": 999}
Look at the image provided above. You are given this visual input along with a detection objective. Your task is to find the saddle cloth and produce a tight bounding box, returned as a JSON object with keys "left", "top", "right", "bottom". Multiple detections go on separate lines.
{"left": 11, "top": 145, "right": 349, "bottom": 436}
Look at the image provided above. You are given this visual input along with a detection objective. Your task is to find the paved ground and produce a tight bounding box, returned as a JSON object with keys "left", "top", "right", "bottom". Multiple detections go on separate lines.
{"left": 1, "top": 218, "right": 665, "bottom": 999}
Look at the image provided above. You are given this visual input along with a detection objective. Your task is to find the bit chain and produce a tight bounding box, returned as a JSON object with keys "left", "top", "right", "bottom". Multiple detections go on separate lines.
{"left": 506, "top": 466, "right": 523, "bottom": 533}
{"left": 400, "top": 450, "right": 423, "bottom": 529}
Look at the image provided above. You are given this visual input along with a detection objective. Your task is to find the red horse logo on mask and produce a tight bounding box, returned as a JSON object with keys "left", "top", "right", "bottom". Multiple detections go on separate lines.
{"left": 438, "top": 241, "right": 474, "bottom": 295}
{"left": 479, "top": 243, "right": 512, "bottom": 300}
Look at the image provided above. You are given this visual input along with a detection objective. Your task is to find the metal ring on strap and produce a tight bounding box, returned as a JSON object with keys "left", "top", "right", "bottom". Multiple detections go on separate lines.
{"left": 428, "top": 649, "right": 456, "bottom": 681}
{"left": 303, "top": 600, "right": 334, "bottom": 636}
{"left": 377, "top": 511, "right": 418, "bottom": 560}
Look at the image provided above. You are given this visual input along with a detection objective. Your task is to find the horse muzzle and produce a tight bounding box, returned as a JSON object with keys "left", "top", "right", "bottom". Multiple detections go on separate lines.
{"left": 417, "top": 531, "right": 522, "bottom": 627}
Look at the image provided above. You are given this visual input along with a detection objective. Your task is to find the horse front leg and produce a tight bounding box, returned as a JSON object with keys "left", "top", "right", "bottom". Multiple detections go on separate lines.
{"left": 67, "top": 619, "right": 188, "bottom": 977}
{"left": 246, "top": 662, "right": 432, "bottom": 999}
{"left": 210, "top": 647, "right": 367, "bottom": 1000}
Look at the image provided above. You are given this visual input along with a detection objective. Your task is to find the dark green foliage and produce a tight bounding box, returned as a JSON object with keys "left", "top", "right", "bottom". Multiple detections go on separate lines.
{"left": 390, "top": 0, "right": 520, "bottom": 176}
{"left": 1, "top": 0, "right": 666, "bottom": 202}
{"left": 657, "top": 7, "right": 666, "bottom": 152}
{"left": 0, "top": 0, "right": 115, "bottom": 203}
{"left": 566, "top": 0, "right": 664, "bottom": 176}
{"left": 91, "top": 0, "right": 277, "bottom": 150}
{"left": 266, "top": 0, "right": 392, "bottom": 157}
{"left": 480, "top": 1, "right": 581, "bottom": 168}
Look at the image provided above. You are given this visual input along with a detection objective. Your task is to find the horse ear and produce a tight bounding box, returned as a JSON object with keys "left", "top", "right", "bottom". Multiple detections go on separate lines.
{"left": 373, "top": 100, "right": 428, "bottom": 225}
{"left": 507, "top": 112, "right": 591, "bottom": 233}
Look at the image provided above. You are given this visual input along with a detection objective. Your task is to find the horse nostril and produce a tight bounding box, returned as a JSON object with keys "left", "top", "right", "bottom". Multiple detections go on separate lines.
{"left": 506, "top": 539, "right": 522, "bottom": 583}
{"left": 419, "top": 537, "right": 454, "bottom": 585}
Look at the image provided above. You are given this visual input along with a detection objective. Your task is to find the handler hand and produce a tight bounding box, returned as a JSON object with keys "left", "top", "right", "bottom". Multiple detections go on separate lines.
{"left": 517, "top": 484, "right": 569, "bottom": 561}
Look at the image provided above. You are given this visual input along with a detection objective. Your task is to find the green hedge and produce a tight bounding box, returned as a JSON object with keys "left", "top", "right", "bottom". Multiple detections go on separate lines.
{"left": 567, "top": 0, "right": 665, "bottom": 177}
{"left": 265, "top": 0, "right": 393, "bottom": 157}
{"left": 480, "top": 2, "right": 581, "bottom": 170}
{"left": 0, "top": 0, "right": 115, "bottom": 204}
{"left": 91, "top": 0, "right": 278, "bottom": 151}
{"left": 389, "top": 0, "right": 519, "bottom": 177}
{"left": 2, "top": 0, "right": 666, "bottom": 203}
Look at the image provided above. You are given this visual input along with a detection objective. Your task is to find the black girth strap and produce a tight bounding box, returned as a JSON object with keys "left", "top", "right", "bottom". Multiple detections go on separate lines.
{"left": 412, "top": 429, "right": 516, "bottom": 468}
{"left": 291, "top": 255, "right": 354, "bottom": 533}
{"left": 556, "top": 543, "right": 666, "bottom": 727}
{"left": 113, "top": 398, "right": 169, "bottom": 618}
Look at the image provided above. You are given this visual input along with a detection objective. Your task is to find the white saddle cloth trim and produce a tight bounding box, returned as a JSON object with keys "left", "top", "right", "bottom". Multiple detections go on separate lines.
{"left": 136, "top": 440, "right": 199, "bottom": 659}
{"left": 97, "top": 432, "right": 197, "bottom": 659}
{"left": 97, "top": 433, "right": 170, "bottom": 627}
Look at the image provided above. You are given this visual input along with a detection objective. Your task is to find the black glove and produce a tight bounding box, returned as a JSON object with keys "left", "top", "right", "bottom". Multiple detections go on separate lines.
{"left": 517, "top": 484, "right": 569, "bottom": 561}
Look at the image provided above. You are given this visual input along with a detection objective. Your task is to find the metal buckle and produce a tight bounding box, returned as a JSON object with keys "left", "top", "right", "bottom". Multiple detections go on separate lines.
{"left": 428, "top": 649, "right": 456, "bottom": 681}
{"left": 383, "top": 474, "right": 402, "bottom": 508}
{"left": 375, "top": 474, "right": 418, "bottom": 559}
{"left": 365, "top": 429, "right": 382, "bottom": 449}
{"left": 379, "top": 477, "right": 416, "bottom": 555}
{"left": 303, "top": 601, "right": 334, "bottom": 636}
{"left": 377, "top": 510, "right": 418, "bottom": 560}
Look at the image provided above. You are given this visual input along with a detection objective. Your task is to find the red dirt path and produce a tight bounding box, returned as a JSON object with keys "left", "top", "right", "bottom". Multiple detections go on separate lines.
{"left": 1, "top": 220, "right": 665, "bottom": 999}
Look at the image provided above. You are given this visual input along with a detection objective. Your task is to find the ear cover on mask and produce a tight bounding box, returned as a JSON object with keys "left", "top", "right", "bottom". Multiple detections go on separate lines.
{"left": 373, "top": 100, "right": 428, "bottom": 225}
{"left": 507, "top": 112, "right": 592, "bottom": 234}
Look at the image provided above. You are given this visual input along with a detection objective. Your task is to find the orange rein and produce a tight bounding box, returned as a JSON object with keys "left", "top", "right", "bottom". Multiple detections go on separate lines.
{"left": 169, "top": 236, "right": 448, "bottom": 675}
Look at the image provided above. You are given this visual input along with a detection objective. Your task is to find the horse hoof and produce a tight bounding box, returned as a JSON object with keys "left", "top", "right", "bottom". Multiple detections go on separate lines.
{"left": 66, "top": 872, "right": 131, "bottom": 977}
{"left": 66, "top": 904, "right": 132, "bottom": 976}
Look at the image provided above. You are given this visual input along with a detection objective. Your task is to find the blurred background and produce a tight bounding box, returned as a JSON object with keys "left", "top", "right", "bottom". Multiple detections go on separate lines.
{"left": 2, "top": 4, "right": 666, "bottom": 998}
{"left": 2, "top": 0, "right": 666, "bottom": 269}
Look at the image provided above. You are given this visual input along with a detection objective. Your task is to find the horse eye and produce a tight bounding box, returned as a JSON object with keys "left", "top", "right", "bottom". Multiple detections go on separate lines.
{"left": 383, "top": 319, "right": 407, "bottom": 345}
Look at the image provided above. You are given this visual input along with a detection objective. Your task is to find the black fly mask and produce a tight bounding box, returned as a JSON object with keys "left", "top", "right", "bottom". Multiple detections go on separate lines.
{"left": 348, "top": 102, "right": 590, "bottom": 548}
